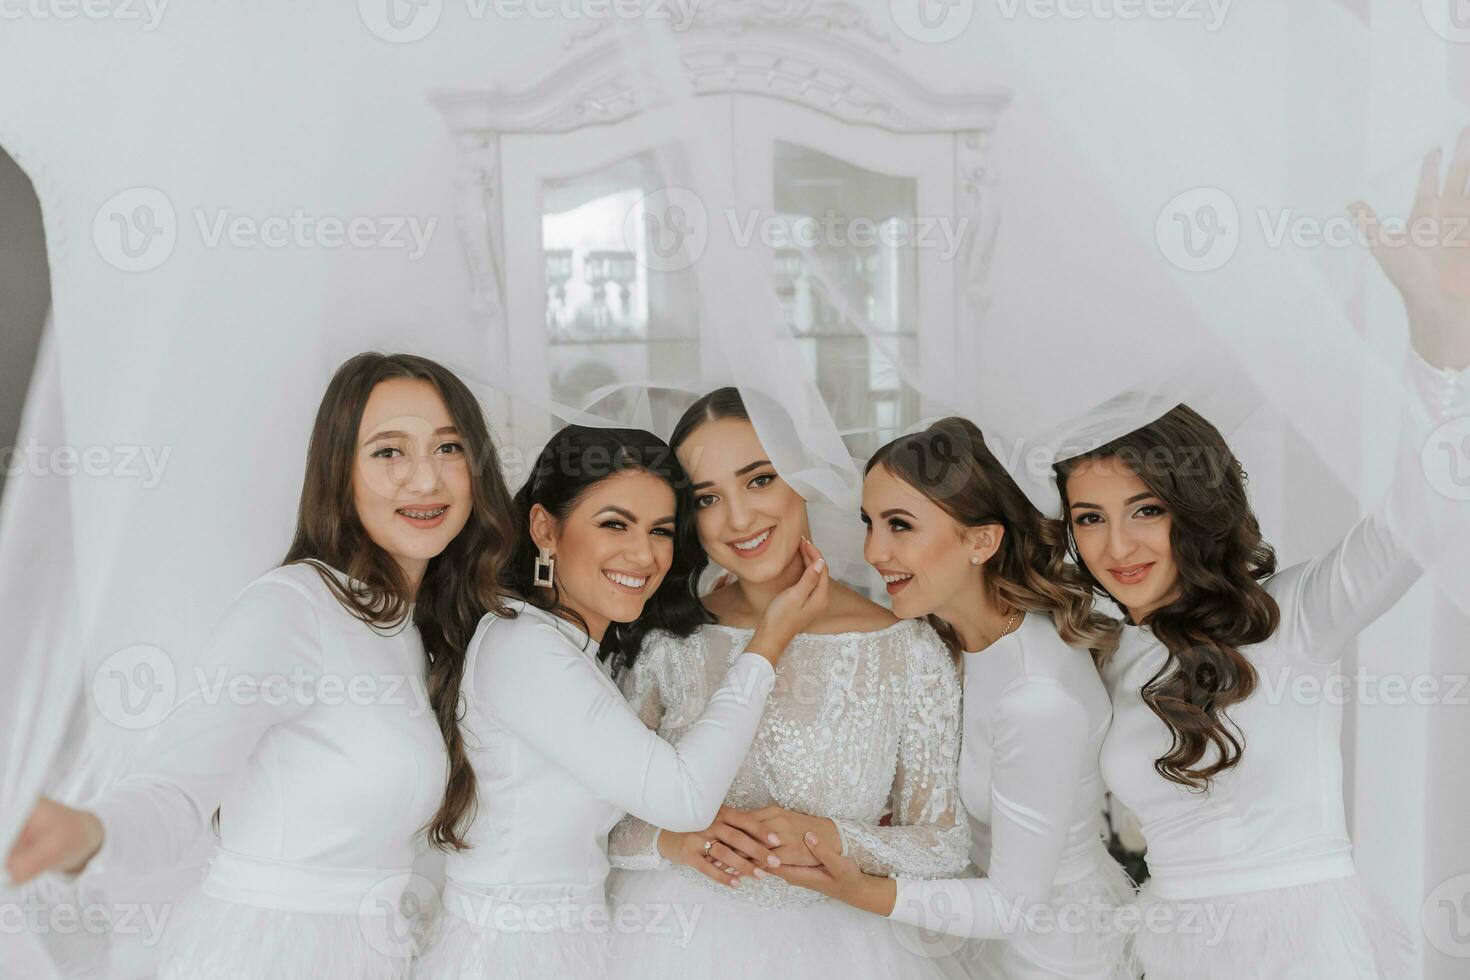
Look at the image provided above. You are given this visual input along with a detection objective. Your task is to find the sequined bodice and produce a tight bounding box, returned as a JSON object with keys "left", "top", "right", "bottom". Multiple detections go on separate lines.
{"left": 608, "top": 619, "right": 970, "bottom": 907}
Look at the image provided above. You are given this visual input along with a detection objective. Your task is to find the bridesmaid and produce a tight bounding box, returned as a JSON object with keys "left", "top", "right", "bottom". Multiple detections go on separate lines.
{"left": 1049, "top": 141, "right": 1468, "bottom": 977}
{"left": 411, "top": 424, "right": 828, "bottom": 980}
{"left": 769, "top": 417, "right": 1138, "bottom": 980}
{"left": 6, "top": 352, "right": 521, "bottom": 978}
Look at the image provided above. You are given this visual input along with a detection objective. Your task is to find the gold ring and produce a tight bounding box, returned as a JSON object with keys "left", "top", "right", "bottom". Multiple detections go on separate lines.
{"left": 703, "top": 839, "right": 714, "bottom": 854}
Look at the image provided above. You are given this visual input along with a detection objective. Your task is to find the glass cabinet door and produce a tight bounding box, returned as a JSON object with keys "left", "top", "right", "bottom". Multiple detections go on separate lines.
{"left": 538, "top": 151, "right": 701, "bottom": 438}
{"left": 501, "top": 102, "right": 730, "bottom": 448}
{"left": 734, "top": 98, "right": 956, "bottom": 463}
{"left": 771, "top": 139, "right": 921, "bottom": 463}
{"left": 501, "top": 95, "right": 954, "bottom": 458}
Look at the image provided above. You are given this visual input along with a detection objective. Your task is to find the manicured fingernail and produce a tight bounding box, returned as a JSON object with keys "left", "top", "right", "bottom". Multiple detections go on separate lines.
{"left": 753, "top": 868, "right": 767, "bottom": 879}
{"left": 813, "top": 559, "right": 825, "bottom": 570}
{"left": 805, "top": 832, "right": 819, "bottom": 845}
{"left": 767, "top": 834, "right": 781, "bottom": 845}
{"left": 767, "top": 855, "right": 780, "bottom": 867}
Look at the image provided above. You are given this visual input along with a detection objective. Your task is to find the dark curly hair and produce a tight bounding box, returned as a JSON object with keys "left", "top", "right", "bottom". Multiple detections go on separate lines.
{"left": 504, "top": 424, "right": 712, "bottom": 677}
{"left": 1055, "top": 404, "right": 1280, "bottom": 792}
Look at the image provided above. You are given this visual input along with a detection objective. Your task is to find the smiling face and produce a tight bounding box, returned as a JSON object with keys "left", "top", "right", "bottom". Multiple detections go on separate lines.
{"left": 861, "top": 463, "right": 1001, "bottom": 621}
{"left": 1063, "top": 455, "right": 1180, "bottom": 622}
{"left": 529, "top": 469, "right": 676, "bottom": 644}
{"left": 352, "top": 377, "right": 473, "bottom": 590}
{"left": 675, "top": 416, "right": 809, "bottom": 585}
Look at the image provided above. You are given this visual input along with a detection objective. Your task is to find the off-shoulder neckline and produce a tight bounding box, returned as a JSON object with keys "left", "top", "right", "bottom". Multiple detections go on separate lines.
{"left": 703, "top": 617, "right": 919, "bottom": 642}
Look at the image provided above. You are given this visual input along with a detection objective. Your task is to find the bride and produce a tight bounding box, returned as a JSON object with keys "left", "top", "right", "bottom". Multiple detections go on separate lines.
{"left": 604, "top": 387, "right": 972, "bottom": 979}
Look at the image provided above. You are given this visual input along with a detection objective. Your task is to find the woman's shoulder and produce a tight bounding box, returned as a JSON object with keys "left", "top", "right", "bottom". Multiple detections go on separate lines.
{"left": 241, "top": 561, "right": 336, "bottom": 615}
{"left": 999, "top": 614, "right": 1109, "bottom": 713}
{"left": 476, "top": 597, "right": 583, "bottom": 651}
{"left": 810, "top": 583, "right": 902, "bottom": 635}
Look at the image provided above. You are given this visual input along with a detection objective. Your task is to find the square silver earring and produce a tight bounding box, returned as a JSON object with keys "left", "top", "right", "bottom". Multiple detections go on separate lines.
{"left": 533, "top": 548, "right": 556, "bottom": 588}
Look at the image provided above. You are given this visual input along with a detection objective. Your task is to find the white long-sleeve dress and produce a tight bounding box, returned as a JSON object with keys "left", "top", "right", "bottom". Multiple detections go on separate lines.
{"left": 889, "top": 611, "right": 1138, "bottom": 980}
{"left": 604, "top": 617, "right": 973, "bottom": 980}
{"left": 411, "top": 599, "right": 776, "bottom": 980}
{"left": 1100, "top": 350, "right": 1469, "bottom": 980}
{"left": 76, "top": 559, "right": 447, "bottom": 979}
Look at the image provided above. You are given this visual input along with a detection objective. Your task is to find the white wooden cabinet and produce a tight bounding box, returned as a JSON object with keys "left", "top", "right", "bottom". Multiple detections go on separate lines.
{"left": 432, "top": 4, "right": 1010, "bottom": 453}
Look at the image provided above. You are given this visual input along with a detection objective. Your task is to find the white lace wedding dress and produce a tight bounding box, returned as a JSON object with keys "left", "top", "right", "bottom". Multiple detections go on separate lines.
{"left": 605, "top": 618, "right": 973, "bottom": 979}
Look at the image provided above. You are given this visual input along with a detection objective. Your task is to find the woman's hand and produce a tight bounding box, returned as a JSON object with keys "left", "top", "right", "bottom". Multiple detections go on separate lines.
{"left": 5, "top": 796, "right": 105, "bottom": 886}
{"left": 1352, "top": 128, "right": 1470, "bottom": 370}
{"left": 745, "top": 805, "right": 833, "bottom": 869}
{"left": 747, "top": 537, "right": 829, "bottom": 667}
{"left": 658, "top": 805, "right": 786, "bottom": 888}
{"left": 769, "top": 831, "right": 898, "bottom": 918}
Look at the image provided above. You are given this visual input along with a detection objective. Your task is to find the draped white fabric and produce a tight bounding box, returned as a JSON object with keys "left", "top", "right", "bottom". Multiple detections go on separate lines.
{"left": 2, "top": 4, "right": 1468, "bottom": 977}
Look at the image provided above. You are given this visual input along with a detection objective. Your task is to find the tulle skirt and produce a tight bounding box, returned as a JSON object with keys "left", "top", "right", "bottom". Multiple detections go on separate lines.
{"left": 605, "top": 866, "right": 967, "bottom": 980}
{"left": 411, "top": 880, "right": 610, "bottom": 980}
{"left": 154, "top": 886, "right": 419, "bottom": 980}
{"left": 943, "top": 844, "right": 1140, "bottom": 980}
{"left": 1129, "top": 872, "right": 1412, "bottom": 980}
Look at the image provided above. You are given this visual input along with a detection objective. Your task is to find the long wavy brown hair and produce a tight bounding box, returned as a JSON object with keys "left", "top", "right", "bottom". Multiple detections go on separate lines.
{"left": 281, "top": 352, "right": 517, "bottom": 850}
{"left": 1055, "top": 404, "right": 1280, "bottom": 792}
{"left": 868, "top": 417, "right": 1120, "bottom": 664}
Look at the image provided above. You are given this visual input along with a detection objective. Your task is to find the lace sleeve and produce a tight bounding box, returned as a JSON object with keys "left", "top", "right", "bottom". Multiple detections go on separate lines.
{"left": 608, "top": 633, "right": 675, "bottom": 871}
{"left": 832, "top": 623, "right": 970, "bottom": 879}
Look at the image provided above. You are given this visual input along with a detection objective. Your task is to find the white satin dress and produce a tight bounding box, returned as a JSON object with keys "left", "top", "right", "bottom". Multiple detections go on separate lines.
{"left": 411, "top": 599, "right": 776, "bottom": 980}
{"left": 77, "top": 560, "right": 447, "bottom": 980}
{"left": 1099, "top": 350, "right": 1469, "bottom": 980}
{"left": 605, "top": 618, "right": 973, "bottom": 980}
{"left": 890, "top": 611, "right": 1138, "bottom": 979}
